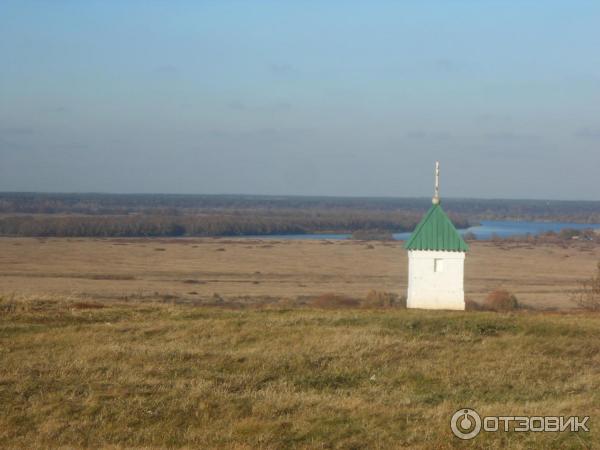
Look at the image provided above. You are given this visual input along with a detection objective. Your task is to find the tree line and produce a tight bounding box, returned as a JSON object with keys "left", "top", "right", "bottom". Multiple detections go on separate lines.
{"left": 0, "top": 209, "right": 470, "bottom": 237}
{"left": 2, "top": 192, "right": 598, "bottom": 238}
{"left": 2, "top": 193, "right": 600, "bottom": 222}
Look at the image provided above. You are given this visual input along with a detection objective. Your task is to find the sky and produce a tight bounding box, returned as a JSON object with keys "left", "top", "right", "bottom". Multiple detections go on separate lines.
{"left": 1, "top": 1, "right": 600, "bottom": 200}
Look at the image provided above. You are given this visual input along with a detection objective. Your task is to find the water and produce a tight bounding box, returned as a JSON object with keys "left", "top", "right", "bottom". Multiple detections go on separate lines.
{"left": 241, "top": 220, "right": 600, "bottom": 241}
{"left": 457, "top": 220, "right": 600, "bottom": 240}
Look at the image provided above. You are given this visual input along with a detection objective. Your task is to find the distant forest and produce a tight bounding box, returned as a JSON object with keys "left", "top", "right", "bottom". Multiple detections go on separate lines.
{"left": 0, "top": 193, "right": 599, "bottom": 237}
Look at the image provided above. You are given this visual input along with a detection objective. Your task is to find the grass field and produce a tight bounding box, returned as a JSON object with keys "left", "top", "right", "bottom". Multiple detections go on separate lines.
{"left": 1, "top": 237, "right": 599, "bottom": 448}
{"left": 1, "top": 298, "right": 598, "bottom": 448}
{"left": 1, "top": 237, "right": 599, "bottom": 309}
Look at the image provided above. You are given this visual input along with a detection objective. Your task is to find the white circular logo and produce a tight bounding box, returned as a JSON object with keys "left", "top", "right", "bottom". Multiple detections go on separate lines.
{"left": 451, "top": 408, "right": 482, "bottom": 440}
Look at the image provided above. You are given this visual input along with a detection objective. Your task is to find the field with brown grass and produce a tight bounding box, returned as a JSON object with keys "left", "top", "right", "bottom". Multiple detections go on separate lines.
{"left": 1, "top": 237, "right": 600, "bottom": 448}
{"left": 1, "top": 237, "right": 599, "bottom": 309}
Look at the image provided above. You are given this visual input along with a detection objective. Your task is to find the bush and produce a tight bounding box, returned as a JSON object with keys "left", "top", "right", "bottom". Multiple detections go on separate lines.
{"left": 484, "top": 290, "right": 519, "bottom": 312}
{"left": 71, "top": 302, "right": 105, "bottom": 310}
{"left": 463, "top": 232, "right": 477, "bottom": 241}
{"left": 310, "top": 293, "right": 361, "bottom": 309}
{"left": 363, "top": 290, "right": 405, "bottom": 308}
{"left": 572, "top": 262, "right": 600, "bottom": 311}
{"left": 465, "top": 299, "right": 485, "bottom": 311}
{"left": 559, "top": 228, "right": 580, "bottom": 240}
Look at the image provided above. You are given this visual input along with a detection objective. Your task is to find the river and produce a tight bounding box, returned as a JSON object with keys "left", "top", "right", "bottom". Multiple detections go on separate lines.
{"left": 240, "top": 220, "right": 600, "bottom": 241}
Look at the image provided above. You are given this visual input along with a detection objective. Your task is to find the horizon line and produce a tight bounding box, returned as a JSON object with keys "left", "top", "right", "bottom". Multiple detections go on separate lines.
{"left": 1, "top": 191, "right": 599, "bottom": 204}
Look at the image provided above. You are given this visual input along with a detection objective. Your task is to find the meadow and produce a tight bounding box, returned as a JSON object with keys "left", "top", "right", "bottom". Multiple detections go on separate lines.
{"left": 1, "top": 237, "right": 599, "bottom": 448}
{"left": 1, "top": 299, "right": 598, "bottom": 448}
{"left": 1, "top": 237, "right": 599, "bottom": 309}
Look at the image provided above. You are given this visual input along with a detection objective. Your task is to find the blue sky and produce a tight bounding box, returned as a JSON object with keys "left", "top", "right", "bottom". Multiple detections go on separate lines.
{"left": 1, "top": 1, "right": 600, "bottom": 199}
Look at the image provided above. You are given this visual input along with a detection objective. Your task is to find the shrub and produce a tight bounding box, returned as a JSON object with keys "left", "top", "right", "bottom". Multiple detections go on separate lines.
{"left": 484, "top": 290, "right": 519, "bottom": 312}
{"left": 88, "top": 274, "right": 135, "bottom": 280}
{"left": 363, "top": 290, "right": 404, "bottom": 308}
{"left": 310, "top": 293, "right": 361, "bottom": 309}
{"left": 463, "top": 232, "right": 477, "bottom": 241}
{"left": 396, "top": 294, "right": 407, "bottom": 308}
{"left": 572, "top": 262, "right": 600, "bottom": 311}
{"left": 71, "top": 301, "right": 105, "bottom": 310}
{"left": 465, "top": 299, "right": 485, "bottom": 311}
{"left": 559, "top": 228, "right": 580, "bottom": 240}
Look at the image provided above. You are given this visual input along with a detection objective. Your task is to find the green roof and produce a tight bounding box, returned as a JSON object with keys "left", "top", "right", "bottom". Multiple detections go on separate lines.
{"left": 404, "top": 203, "right": 469, "bottom": 252}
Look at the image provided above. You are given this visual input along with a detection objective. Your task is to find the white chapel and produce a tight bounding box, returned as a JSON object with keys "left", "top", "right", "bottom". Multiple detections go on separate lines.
{"left": 405, "top": 162, "right": 468, "bottom": 310}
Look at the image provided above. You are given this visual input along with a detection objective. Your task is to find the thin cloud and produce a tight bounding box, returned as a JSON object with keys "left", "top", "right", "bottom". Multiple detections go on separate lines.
{"left": 483, "top": 146, "right": 543, "bottom": 159}
{"left": 0, "top": 137, "right": 30, "bottom": 151}
{"left": 432, "top": 58, "right": 463, "bottom": 72}
{"left": 227, "top": 100, "right": 248, "bottom": 111}
{"left": 405, "top": 130, "right": 454, "bottom": 141}
{"left": 474, "top": 113, "right": 513, "bottom": 124}
{"left": 0, "top": 126, "right": 35, "bottom": 136}
{"left": 270, "top": 101, "right": 292, "bottom": 112}
{"left": 575, "top": 127, "right": 600, "bottom": 140}
{"left": 203, "top": 127, "right": 312, "bottom": 144}
{"left": 484, "top": 132, "right": 540, "bottom": 143}
{"left": 269, "top": 63, "right": 299, "bottom": 78}
{"left": 42, "top": 106, "right": 71, "bottom": 114}
{"left": 226, "top": 100, "right": 292, "bottom": 112}
{"left": 153, "top": 65, "right": 179, "bottom": 76}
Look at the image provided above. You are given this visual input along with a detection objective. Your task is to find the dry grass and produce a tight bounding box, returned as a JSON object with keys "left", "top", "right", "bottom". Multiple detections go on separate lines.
{"left": 1, "top": 237, "right": 600, "bottom": 446}
{"left": 0, "top": 297, "right": 599, "bottom": 448}
{"left": 1, "top": 237, "right": 599, "bottom": 310}
{"left": 572, "top": 262, "right": 600, "bottom": 311}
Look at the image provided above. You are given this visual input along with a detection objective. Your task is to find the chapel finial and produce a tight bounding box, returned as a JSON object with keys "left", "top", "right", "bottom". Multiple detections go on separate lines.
{"left": 432, "top": 161, "right": 440, "bottom": 205}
